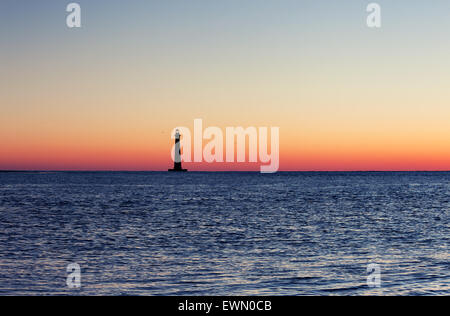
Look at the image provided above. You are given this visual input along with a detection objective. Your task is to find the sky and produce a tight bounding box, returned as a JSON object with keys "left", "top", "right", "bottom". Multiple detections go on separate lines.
{"left": 1, "top": 0, "right": 450, "bottom": 171}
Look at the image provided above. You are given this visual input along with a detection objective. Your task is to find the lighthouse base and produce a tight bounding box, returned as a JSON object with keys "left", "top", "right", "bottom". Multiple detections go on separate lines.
{"left": 169, "top": 162, "right": 187, "bottom": 172}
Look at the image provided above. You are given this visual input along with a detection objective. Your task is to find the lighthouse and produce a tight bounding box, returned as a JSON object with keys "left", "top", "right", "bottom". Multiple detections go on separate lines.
{"left": 169, "top": 129, "right": 187, "bottom": 172}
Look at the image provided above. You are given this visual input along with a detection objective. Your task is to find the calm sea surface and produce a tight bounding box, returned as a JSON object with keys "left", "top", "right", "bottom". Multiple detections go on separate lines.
{"left": 0, "top": 172, "right": 448, "bottom": 295}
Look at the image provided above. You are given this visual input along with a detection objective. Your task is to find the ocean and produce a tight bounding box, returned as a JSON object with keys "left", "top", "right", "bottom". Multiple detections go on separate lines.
{"left": 0, "top": 171, "right": 448, "bottom": 295}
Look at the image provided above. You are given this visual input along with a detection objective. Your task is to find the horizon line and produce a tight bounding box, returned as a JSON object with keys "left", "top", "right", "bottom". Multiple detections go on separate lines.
{"left": 1, "top": 170, "right": 450, "bottom": 173}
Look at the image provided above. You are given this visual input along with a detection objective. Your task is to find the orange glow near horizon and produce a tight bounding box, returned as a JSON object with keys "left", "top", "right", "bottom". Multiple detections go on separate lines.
{"left": 1, "top": 124, "right": 449, "bottom": 171}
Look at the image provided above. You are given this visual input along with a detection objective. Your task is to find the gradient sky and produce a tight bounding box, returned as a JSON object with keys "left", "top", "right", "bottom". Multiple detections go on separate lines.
{"left": 1, "top": 0, "right": 450, "bottom": 171}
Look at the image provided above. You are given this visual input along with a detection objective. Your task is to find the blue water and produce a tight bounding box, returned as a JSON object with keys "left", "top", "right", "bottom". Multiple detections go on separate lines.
{"left": 0, "top": 172, "right": 448, "bottom": 295}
